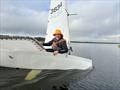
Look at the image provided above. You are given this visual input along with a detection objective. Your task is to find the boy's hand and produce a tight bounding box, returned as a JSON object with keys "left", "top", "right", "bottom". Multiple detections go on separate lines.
{"left": 52, "top": 42, "right": 57, "bottom": 50}
{"left": 52, "top": 42, "right": 57, "bottom": 46}
{"left": 53, "top": 51, "right": 59, "bottom": 56}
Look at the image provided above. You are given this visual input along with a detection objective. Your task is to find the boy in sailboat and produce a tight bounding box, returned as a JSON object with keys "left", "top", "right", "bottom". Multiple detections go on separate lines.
{"left": 43, "top": 29, "right": 68, "bottom": 55}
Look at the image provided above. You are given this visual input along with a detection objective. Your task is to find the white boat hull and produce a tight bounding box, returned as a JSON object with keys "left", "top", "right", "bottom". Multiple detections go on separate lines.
{"left": 0, "top": 39, "right": 92, "bottom": 70}
{"left": 0, "top": 50, "right": 92, "bottom": 70}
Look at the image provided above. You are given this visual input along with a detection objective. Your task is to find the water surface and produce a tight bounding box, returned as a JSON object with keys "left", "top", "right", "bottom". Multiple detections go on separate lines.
{"left": 0, "top": 43, "right": 120, "bottom": 90}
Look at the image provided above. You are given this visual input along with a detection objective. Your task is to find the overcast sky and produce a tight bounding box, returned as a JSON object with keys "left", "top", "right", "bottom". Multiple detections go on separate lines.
{"left": 0, "top": 0, "right": 120, "bottom": 41}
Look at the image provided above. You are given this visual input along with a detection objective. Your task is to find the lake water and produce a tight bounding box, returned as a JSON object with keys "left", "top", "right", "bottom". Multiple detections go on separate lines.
{"left": 0, "top": 43, "right": 120, "bottom": 90}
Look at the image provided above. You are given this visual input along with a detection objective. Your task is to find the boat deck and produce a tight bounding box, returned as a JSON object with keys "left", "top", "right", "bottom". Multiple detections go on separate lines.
{"left": 0, "top": 35, "right": 43, "bottom": 52}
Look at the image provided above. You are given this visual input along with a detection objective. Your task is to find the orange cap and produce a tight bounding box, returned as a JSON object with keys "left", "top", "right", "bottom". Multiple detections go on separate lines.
{"left": 53, "top": 28, "right": 63, "bottom": 36}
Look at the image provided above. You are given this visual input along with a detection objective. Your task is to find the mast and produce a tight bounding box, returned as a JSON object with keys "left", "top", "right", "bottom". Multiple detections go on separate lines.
{"left": 65, "top": 0, "right": 77, "bottom": 54}
{"left": 65, "top": 0, "right": 73, "bottom": 54}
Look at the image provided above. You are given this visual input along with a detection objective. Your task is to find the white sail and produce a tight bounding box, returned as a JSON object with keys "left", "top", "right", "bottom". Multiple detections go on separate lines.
{"left": 45, "top": 0, "right": 70, "bottom": 45}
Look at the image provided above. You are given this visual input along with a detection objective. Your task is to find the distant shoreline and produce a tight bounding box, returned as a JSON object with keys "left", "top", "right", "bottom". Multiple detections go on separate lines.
{"left": 71, "top": 41, "right": 120, "bottom": 44}
{"left": 0, "top": 35, "right": 45, "bottom": 42}
{"left": 0, "top": 35, "right": 119, "bottom": 44}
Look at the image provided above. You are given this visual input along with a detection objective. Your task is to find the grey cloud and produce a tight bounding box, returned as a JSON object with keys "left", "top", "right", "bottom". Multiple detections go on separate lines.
{"left": 0, "top": 1, "right": 48, "bottom": 36}
{"left": 68, "top": 0, "right": 120, "bottom": 40}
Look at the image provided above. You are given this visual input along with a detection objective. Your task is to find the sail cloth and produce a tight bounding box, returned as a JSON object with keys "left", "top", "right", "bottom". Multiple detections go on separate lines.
{"left": 45, "top": 0, "right": 70, "bottom": 46}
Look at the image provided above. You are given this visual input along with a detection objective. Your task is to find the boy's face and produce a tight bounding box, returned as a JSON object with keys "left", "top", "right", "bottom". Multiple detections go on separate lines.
{"left": 55, "top": 34, "right": 61, "bottom": 40}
